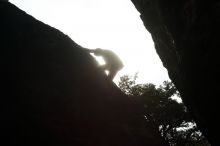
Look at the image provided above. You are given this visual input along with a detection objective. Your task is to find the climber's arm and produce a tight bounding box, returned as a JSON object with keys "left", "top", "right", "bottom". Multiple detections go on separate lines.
{"left": 83, "top": 48, "right": 96, "bottom": 53}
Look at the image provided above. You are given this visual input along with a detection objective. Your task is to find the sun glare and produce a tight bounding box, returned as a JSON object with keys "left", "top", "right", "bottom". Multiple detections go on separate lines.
{"left": 9, "top": 0, "right": 170, "bottom": 85}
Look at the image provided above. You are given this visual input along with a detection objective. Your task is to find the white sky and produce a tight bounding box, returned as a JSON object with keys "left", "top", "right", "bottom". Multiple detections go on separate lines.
{"left": 9, "top": 0, "right": 170, "bottom": 85}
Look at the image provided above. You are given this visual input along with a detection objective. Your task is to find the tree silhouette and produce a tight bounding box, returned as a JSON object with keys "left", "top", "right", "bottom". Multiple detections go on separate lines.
{"left": 118, "top": 74, "right": 210, "bottom": 146}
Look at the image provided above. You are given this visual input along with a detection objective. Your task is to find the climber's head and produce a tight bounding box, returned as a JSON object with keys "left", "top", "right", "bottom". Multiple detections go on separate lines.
{"left": 94, "top": 48, "right": 103, "bottom": 56}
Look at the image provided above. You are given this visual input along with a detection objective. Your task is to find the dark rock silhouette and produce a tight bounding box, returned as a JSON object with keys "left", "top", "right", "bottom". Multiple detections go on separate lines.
{"left": 0, "top": 2, "right": 169, "bottom": 146}
{"left": 131, "top": 0, "right": 220, "bottom": 145}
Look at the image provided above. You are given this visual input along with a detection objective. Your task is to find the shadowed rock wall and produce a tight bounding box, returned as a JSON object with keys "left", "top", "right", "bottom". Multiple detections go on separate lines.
{"left": 131, "top": 0, "right": 220, "bottom": 145}
{"left": 0, "top": 2, "right": 158, "bottom": 146}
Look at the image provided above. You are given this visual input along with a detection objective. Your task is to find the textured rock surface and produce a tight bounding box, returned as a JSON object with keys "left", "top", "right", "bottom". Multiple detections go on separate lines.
{"left": 131, "top": 0, "right": 220, "bottom": 145}
{"left": 0, "top": 2, "right": 156, "bottom": 146}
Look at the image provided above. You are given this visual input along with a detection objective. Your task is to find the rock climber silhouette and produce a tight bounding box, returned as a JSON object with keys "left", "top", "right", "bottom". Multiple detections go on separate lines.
{"left": 85, "top": 48, "right": 124, "bottom": 80}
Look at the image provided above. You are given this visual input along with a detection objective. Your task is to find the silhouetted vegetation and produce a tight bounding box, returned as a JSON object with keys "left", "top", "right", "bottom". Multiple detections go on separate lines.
{"left": 118, "top": 74, "right": 210, "bottom": 146}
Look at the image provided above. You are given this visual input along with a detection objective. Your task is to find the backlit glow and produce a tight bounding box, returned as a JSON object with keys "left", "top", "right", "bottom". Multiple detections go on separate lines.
{"left": 9, "top": 0, "right": 170, "bottom": 85}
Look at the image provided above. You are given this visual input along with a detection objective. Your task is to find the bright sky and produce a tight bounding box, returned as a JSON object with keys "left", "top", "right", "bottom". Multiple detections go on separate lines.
{"left": 9, "top": 0, "right": 170, "bottom": 85}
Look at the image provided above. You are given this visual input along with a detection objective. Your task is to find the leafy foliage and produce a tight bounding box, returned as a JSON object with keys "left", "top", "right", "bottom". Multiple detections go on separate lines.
{"left": 118, "top": 74, "right": 210, "bottom": 146}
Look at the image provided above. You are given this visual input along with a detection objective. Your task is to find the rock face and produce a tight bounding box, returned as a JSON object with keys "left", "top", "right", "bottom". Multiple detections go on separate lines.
{"left": 0, "top": 2, "right": 156, "bottom": 146}
{"left": 131, "top": 0, "right": 220, "bottom": 145}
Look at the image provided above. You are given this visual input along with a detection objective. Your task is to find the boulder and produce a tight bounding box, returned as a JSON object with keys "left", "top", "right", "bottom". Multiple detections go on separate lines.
{"left": 131, "top": 0, "right": 220, "bottom": 145}
{"left": 0, "top": 2, "right": 153, "bottom": 146}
